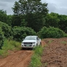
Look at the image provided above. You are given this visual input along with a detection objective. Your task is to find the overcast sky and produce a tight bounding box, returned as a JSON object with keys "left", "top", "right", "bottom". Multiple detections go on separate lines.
{"left": 0, "top": 0, "right": 67, "bottom": 15}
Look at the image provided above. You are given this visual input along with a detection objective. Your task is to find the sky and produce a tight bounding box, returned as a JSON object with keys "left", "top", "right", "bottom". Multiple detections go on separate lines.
{"left": 0, "top": 0, "right": 67, "bottom": 15}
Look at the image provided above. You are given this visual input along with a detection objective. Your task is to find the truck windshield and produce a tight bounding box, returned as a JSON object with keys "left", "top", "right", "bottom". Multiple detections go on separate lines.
{"left": 24, "top": 36, "right": 36, "bottom": 40}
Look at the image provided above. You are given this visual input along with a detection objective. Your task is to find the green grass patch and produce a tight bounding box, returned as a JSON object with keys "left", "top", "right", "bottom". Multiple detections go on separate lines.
{"left": 29, "top": 45, "right": 43, "bottom": 67}
{"left": 61, "top": 41, "right": 67, "bottom": 44}
{"left": 0, "top": 39, "right": 21, "bottom": 57}
{"left": 0, "top": 50, "right": 8, "bottom": 57}
{"left": 48, "top": 40, "right": 53, "bottom": 44}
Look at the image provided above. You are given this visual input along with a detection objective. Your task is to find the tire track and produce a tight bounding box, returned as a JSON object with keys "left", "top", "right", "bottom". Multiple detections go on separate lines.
{"left": 0, "top": 50, "right": 33, "bottom": 67}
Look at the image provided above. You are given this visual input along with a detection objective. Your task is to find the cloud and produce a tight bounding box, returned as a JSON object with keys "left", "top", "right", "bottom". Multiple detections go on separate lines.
{"left": 0, "top": 0, "right": 18, "bottom": 15}
{"left": 42, "top": 0, "right": 67, "bottom": 15}
{"left": 0, "top": 0, "right": 67, "bottom": 15}
{"left": 47, "top": 3, "right": 57, "bottom": 13}
{"left": 0, "top": 0, "right": 18, "bottom": 3}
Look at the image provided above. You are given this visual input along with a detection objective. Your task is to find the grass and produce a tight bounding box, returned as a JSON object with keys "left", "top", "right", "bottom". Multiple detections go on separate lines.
{"left": 48, "top": 40, "right": 53, "bottom": 44}
{"left": 42, "top": 62, "right": 48, "bottom": 67}
{"left": 0, "top": 39, "right": 21, "bottom": 57}
{"left": 29, "top": 45, "right": 43, "bottom": 67}
{"left": 61, "top": 41, "right": 67, "bottom": 44}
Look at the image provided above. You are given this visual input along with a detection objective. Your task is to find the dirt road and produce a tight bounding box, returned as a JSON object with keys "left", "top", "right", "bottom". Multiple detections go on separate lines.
{"left": 0, "top": 50, "right": 33, "bottom": 67}
{"left": 0, "top": 38, "right": 67, "bottom": 67}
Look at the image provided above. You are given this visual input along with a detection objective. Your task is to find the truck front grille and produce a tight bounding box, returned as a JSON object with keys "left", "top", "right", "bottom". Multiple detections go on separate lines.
{"left": 23, "top": 42, "right": 33, "bottom": 47}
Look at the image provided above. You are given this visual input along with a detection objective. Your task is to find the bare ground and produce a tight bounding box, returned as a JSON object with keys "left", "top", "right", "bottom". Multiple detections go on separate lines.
{"left": 0, "top": 50, "right": 33, "bottom": 67}
{"left": 0, "top": 38, "right": 67, "bottom": 67}
{"left": 41, "top": 38, "right": 67, "bottom": 67}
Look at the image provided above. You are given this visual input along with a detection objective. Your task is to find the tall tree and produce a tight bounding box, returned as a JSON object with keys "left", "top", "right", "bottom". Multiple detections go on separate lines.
{"left": 45, "top": 13, "right": 60, "bottom": 27}
{"left": 0, "top": 10, "right": 8, "bottom": 23}
{"left": 13, "top": 0, "right": 48, "bottom": 15}
{"left": 12, "top": 0, "right": 48, "bottom": 32}
{"left": 58, "top": 15, "right": 67, "bottom": 33}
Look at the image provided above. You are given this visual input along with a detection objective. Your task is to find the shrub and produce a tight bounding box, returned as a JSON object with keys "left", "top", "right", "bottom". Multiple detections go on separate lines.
{"left": 2, "top": 39, "right": 21, "bottom": 51}
{"left": 0, "top": 21, "right": 13, "bottom": 38}
{"left": 64, "top": 34, "right": 67, "bottom": 37}
{"left": 13, "top": 27, "right": 36, "bottom": 41}
{"left": 0, "top": 28, "right": 4, "bottom": 49}
{"left": 38, "top": 26, "right": 65, "bottom": 38}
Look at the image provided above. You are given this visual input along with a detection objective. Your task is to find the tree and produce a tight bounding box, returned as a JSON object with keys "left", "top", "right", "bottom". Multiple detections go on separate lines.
{"left": 45, "top": 12, "right": 60, "bottom": 27}
{"left": 0, "top": 10, "right": 8, "bottom": 24}
{"left": 0, "top": 28, "right": 4, "bottom": 49}
{"left": 58, "top": 15, "right": 67, "bottom": 33}
{"left": 13, "top": 0, "right": 48, "bottom": 15}
{"left": 7, "top": 15, "right": 13, "bottom": 26}
{"left": 12, "top": 0, "right": 48, "bottom": 32}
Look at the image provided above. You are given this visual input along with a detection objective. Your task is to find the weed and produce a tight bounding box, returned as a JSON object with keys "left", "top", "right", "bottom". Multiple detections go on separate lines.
{"left": 0, "top": 50, "right": 8, "bottom": 57}
{"left": 0, "top": 39, "right": 21, "bottom": 57}
{"left": 29, "top": 45, "right": 43, "bottom": 67}
{"left": 48, "top": 40, "right": 53, "bottom": 44}
{"left": 61, "top": 41, "right": 67, "bottom": 44}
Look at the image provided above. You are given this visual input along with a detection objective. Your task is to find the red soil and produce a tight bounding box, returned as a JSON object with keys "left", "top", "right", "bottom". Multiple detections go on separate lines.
{"left": 0, "top": 50, "right": 33, "bottom": 67}
{"left": 41, "top": 38, "right": 67, "bottom": 67}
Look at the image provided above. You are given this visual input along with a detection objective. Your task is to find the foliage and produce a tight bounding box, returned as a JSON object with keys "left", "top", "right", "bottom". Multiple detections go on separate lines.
{"left": 13, "top": 0, "right": 48, "bottom": 15}
{"left": 11, "top": 15, "right": 27, "bottom": 27}
{"left": 0, "top": 39, "right": 21, "bottom": 57}
{"left": 7, "top": 15, "right": 13, "bottom": 26}
{"left": 11, "top": 15, "right": 21, "bottom": 26}
{"left": 26, "top": 12, "right": 46, "bottom": 32}
{"left": 58, "top": 15, "right": 67, "bottom": 33}
{"left": 38, "top": 26, "right": 65, "bottom": 38}
{"left": 13, "top": 26, "right": 36, "bottom": 41}
{"left": 45, "top": 13, "right": 60, "bottom": 27}
{"left": 64, "top": 34, "right": 67, "bottom": 37}
{"left": 29, "top": 45, "right": 43, "bottom": 67}
{"left": 12, "top": 0, "right": 48, "bottom": 32}
{"left": 2, "top": 39, "right": 21, "bottom": 51}
{"left": 34, "top": 45, "right": 43, "bottom": 56}
{"left": 0, "top": 28, "right": 4, "bottom": 49}
{"left": 0, "top": 10, "right": 8, "bottom": 24}
{"left": 0, "top": 21, "right": 13, "bottom": 38}
{"left": 0, "top": 50, "right": 8, "bottom": 57}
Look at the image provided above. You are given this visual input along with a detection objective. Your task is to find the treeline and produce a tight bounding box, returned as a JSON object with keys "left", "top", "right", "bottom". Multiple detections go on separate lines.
{"left": 0, "top": 0, "right": 67, "bottom": 48}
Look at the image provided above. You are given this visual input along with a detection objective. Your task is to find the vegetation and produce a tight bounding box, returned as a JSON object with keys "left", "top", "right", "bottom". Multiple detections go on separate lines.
{"left": 0, "top": 39, "right": 21, "bottom": 57}
{"left": 0, "top": 0, "right": 67, "bottom": 58}
{"left": 0, "top": 10, "right": 8, "bottom": 24}
{"left": 12, "top": 0, "right": 48, "bottom": 32}
{"left": 61, "top": 41, "right": 67, "bottom": 44}
{"left": 0, "top": 21, "right": 13, "bottom": 38}
{"left": 0, "top": 28, "right": 4, "bottom": 49}
{"left": 13, "top": 26, "right": 36, "bottom": 41}
{"left": 29, "top": 45, "right": 43, "bottom": 67}
{"left": 38, "top": 26, "right": 65, "bottom": 38}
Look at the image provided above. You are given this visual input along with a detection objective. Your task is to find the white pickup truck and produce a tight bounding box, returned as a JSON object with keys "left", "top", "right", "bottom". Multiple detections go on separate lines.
{"left": 21, "top": 36, "right": 41, "bottom": 48}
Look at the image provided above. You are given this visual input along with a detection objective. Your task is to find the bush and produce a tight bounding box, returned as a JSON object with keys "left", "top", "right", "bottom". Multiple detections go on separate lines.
{"left": 13, "top": 27, "right": 36, "bottom": 41}
{"left": 38, "top": 26, "right": 65, "bottom": 38}
{"left": 64, "top": 34, "right": 67, "bottom": 37}
{"left": 2, "top": 39, "right": 21, "bottom": 51}
{"left": 0, "top": 28, "right": 4, "bottom": 49}
{"left": 0, "top": 21, "right": 12, "bottom": 38}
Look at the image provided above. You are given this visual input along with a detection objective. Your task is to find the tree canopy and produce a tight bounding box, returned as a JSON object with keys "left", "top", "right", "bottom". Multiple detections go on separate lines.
{"left": 12, "top": 0, "right": 48, "bottom": 32}
{"left": 13, "top": 0, "right": 48, "bottom": 15}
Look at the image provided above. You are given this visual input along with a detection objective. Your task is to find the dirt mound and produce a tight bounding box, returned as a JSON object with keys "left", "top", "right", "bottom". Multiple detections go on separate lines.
{"left": 0, "top": 50, "right": 33, "bottom": 67}
{"left": 41, "top": 38, "right": 67, "bottom": 67}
